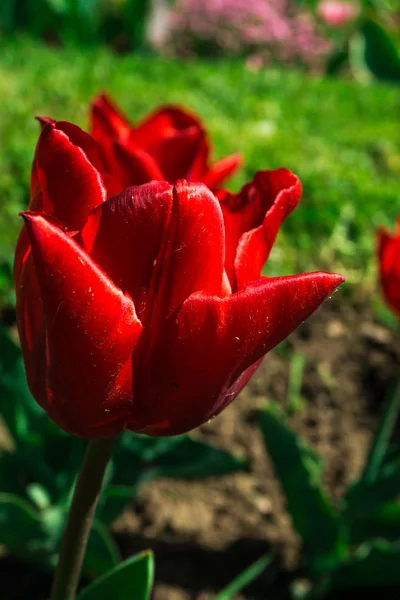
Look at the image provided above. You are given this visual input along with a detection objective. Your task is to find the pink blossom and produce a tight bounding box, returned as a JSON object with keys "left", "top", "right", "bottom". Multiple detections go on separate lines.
{"left": 166, "top": 0, "right": 332, "bottom": 68}
{"left": 317, "top": 0, "right": 359, "bottom": 28}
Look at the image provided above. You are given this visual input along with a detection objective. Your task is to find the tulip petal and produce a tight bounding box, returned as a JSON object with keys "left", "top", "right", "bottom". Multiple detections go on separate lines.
{"left": 53, "top": 121, "right": 108, "bottom": 171}
{"left": 15, "top": 251, "right": 47, "bottom": 405}
{"left": 15, "top": 184, "right": 44, "bottom": 286}
{"left": 113, "top": 142, "right": 165, "bottom": 187}
{"left": 130, "top": 105, "right": 203, "bottom": 147}
{"left": 35, "top": 123, "right": 107, "bottom": 231}
{"left": 218, "top": 169, "right": 302, "bottom": 290}
{"left": 147, "top": 127, "right": 205, "bottom": 183}
{"left": 80, "top": 180, "right": 225, "bottom": 327}
{"left": 127, "top": 105, "right": 206, "bottom": 182}
{"left": 128, "top": 272, "right": 344, "bottom": 436}
{"left": 202, "top": 152, "right": 243, "bottom": 190}
{"left": 22, "top": 213, "right": 142, "bottom": 438}
{"left": 90, "top": 93, "right": 131, "bottom": 142}
{"left": 36, "top": 116, "right": 55, "bottom": 128}
{"left": 183, "top": 135, "right": 210, "bottom": 182}
{"left": 378, "top": 227, "right": 400, "bottom": 318}
{"left": 54, "top": 120, "right": 122, "bottom": 198}
{"left": 33, "top": 119, "right": 120, "bottom": 200}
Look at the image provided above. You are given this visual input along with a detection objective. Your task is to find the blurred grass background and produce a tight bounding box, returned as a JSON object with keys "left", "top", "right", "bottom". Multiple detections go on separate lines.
{"left": 1, "top": 38, "right": 400, "bottom": 305}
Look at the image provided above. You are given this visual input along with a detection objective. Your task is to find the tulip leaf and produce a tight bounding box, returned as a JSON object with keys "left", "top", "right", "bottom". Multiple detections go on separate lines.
{"left": 359, "top": 18, "right": 400, "bottom": 82}
{"left": 331, "top": 540, "right": 400, "bottom": 588}
{"left": 84, "top": 519, "right": 120, "bottom": 577}
{"left": 77, "top": 550, "right": 154, "bottom": 600}
{"left": 345, "top": 465, "right": 400, "bottom": 520}
{"left": 344, "top": 383, "right": 400, "bottom": 543}
{"left": 213, "top": 553, "right": 275, "bottom": 600}
{"left": 100, "top": 432, "right": 248, "bottom": 523}
{"left": 40, "top": 505, "right": 66, "bottom": 558}
{"left": 0, "top": 494, "right": 68, "bottom": 568}
{"left": 258, "top": 405, "right": 346, "bottom": 572}
{"left": 27, "top": 483, "right": 52, "bottom": 511}
{"left": 149, "top": 436, "right": 249, "bottom": 479}
{"left": 0, "top": 493, "right": 119, "bottom": 575}
{"left": 117, "top": 433, "right": 183, "bottom": 466}
{"left": 0, "top": 492, "right": 49, "bottom": 560}
{"left": 346, "top": 502, "right": 400, "bottom": 545}
{"left": 360, "top": 381, "right": 400, "bottom": 486}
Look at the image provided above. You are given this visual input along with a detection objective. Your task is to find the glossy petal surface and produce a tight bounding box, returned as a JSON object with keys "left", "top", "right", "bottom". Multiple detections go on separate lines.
{"left": 127, "top": 272, "right": 344, "bottom": 435}
{"left": 146, "top": 127, "right": 204, "bottom": 182}
{"left": 129, "top": 105, "right": 203, "bottom": 148}
{"left": 202, "top": 153, "right": 243, "bottom": 190}
{"left": 22, "top": 214, "right": 142, "bottom": 437}
{"left": 378, "top": 224, "right": 400, "bottom": 319}
{"left": 91, "top": 93, "right": 131, "bottom": 142}
{"left": 113, "top": 143, "right": 164, "bottom": 187}
{"left": 15, "top": 251, "right": 47, "bottom": 405}
{"left": 218, "top": 169, "right": 301, "bottom": 289}
{"left": 79, "top": 180, "right": 225, "bottom": 326}
{"left": 35, "top": 123, "right": 107, "bottom": 230}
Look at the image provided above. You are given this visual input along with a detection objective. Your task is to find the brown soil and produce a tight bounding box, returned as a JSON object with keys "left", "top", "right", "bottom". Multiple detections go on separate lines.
{"left": 2, "top": 295, "right": 400, "bottom": 600}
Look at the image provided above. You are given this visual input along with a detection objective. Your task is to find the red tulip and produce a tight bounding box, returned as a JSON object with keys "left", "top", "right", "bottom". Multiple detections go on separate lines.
{"left": 89, "top": 93, "right": 242, "bottom": 189}
{"left": 15, "top": 119, "right": 344, "bottom": 439}
{"left": 378, "top": 220, "right": 400, "bottom": 319}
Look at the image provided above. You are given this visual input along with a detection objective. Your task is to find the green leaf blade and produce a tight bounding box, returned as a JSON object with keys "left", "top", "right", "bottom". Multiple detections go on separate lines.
{"left": 360, "top": 18, "right": 400, "bottom": 82}
{"left": 77, "top": 550, "right": 154, "bottom": 600}
{"left": 259, "top": 406, "right": 346, "bottom": 571}
{"left": 213, "top": 553, "right": 275, "bottom": 600}
{"left": 99, "top": 433, "right": 248, "bottom": 524}
{"left": 84, "top": 519, "right": 120, "bottom": 578}
{"left": 361, "top": 381, "right": 400, "bottom": 485}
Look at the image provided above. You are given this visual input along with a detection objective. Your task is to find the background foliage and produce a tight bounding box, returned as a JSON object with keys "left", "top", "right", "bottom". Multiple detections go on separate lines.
{"left": 0, "top": 0, "right": 152, "bottom": 50}
{"left": 1, "top": 39, "right": 400, "bottom": 308}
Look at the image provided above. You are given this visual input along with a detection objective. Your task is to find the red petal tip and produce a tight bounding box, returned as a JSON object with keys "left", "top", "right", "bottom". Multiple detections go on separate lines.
{"left": 20, "top": 211, "right": 34, "bottom": 222}
{"left": 35, "top": 116, "right": 55, "bottom": 128}
{"left": 91, "top": 92, "right": 108, "bottom": 105}
{"left": 20, "top": 212, "right": 54, "bottom": 236}
{"left": 326, "top": 272, "right": 346, "bottom": 290}
{"left": 20, "top": 212, "right": 41, "bottom": 236}
{"left": 20, "top": 210, "right": 43, "bottom": 222}
{"left": 376, "top": 226, "right": 390, "bottom": 239}
{"left": 232, "top": 151, "right": 243, "bottom": 164}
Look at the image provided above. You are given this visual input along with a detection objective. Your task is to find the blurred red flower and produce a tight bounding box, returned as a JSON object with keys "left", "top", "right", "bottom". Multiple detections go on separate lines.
{"left": 378, "top": 220, "right": 400, "bottom": 319}
{"left": 14, "top": 118, "right": 343, "bottom": 439}
{"left": 89, "top": 93, "right": 242, "bottom": 190}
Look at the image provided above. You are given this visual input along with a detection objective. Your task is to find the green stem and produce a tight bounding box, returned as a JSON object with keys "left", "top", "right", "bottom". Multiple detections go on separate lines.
{"left": 50, "top": 437, "right": 116, "bottom": 600}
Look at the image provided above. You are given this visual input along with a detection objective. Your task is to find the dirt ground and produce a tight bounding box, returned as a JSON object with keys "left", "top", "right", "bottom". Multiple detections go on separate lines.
{"left": 2, "top": 293, "right": 400, "bottom": 600}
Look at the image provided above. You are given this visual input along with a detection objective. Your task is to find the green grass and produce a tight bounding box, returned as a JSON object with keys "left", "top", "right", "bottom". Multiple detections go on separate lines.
{"left": 1, "top": 38, "right": 400, "bottom": 304}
